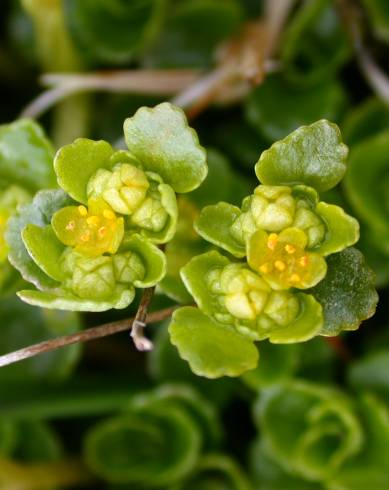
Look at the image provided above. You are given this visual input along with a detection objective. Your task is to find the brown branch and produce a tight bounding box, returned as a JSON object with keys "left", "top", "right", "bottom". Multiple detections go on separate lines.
{"left": 130, "top": 286, "right": 156, "bottom": 351}
{"left": 0, "top": 305, "right": 178, "bottom": 369}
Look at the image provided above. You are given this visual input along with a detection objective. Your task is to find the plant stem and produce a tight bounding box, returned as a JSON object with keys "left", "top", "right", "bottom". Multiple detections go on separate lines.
{"left": 20, "top": 70, "right": 199, "bottom": 119}
{"left": 130, "top": 286, "right": 156, "bottom": 352}
{"left": 0, "top": 305, "right": 178, "bottom": 369}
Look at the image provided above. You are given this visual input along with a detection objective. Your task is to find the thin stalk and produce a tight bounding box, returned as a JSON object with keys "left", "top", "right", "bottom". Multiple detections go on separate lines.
{"left": 0, "top": 305, "right": 178, "bottom": 368}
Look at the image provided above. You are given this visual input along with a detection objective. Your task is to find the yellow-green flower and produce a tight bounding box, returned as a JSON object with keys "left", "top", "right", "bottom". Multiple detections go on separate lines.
{"left": 247, "top": 227, "right": 327, "bottom": 290}
{"left": 51, "top": 198, "right": 124, "bottom": 257}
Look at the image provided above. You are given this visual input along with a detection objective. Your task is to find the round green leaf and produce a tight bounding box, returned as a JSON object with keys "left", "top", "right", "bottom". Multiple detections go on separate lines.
{"left": 54, "top": 138, "right": 114, "bottom": 204}
{"left": 169, "top": 307, "right": 259, "bottom": 378}
{"left": 256, "top": 120, "right": 348, "bottom": 192}
{"left": 123, "top": 103, "right": 207, "bottom": 193}
{"left": 309, "top": 247, "right": 378, "bottom": 336}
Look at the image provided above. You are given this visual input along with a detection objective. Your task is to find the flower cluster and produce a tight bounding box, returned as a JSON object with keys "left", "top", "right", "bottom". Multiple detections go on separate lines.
{"left": 8, "top": 103, "right": 207, "bottom": 311}
{"left": 169, "top": 120, "right": 362, "bottom": 378}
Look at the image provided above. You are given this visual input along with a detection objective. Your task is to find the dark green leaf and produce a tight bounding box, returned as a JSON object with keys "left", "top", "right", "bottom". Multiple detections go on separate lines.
{"left": 309, "top": 247, "right": 378, "bottom": 336}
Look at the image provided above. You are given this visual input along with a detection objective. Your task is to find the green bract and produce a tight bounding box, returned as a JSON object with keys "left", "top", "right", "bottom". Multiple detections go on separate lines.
{"left": 9, "top": 103, "right": 207, "bottom": 311}
{"left": 169, "top": 120, "right": 375, "bottom": 379}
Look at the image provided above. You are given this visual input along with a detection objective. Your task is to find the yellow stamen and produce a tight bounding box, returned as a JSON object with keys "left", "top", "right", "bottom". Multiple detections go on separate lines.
{"left": 86, "top": 216, "right": 100, "bottom": 227}
{"left": 267, "top": 233, "right": 278, "bottom": 250}
{"left": 299, "top": 256, "right": 309, "bottom": 267}
{"left": 80, "top": 231, "right": 90, "bottom": 242}
{"left": 285, "top": 244, "right": 296, "bottom": 254}
{"left": 78, "top": 205, "right": 88, "bottom": 217}
{"left": 98, "top": 226, "right": 107, "bottom": 237}
{"left": 290, "top": 273, "right": 301, "bottom": 283}
{"left": 274, "top": 260, "right": 286, "bottom": 272}
{"left": 103, "top": 209, "right": 115, "bottom": 220}
{"left": 260, "top": 263, "right": 271, "bottom": 274}
{"left": 66, "top": 220, "right": 75, "bottom": 231}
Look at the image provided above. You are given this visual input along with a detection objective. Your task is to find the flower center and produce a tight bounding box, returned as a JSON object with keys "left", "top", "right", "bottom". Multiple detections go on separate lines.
{"left": 257, "top": 233, "right": 310, "bottom": 288}
{"left": 52, "top": 198, "right": 124, "bottom": 257}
